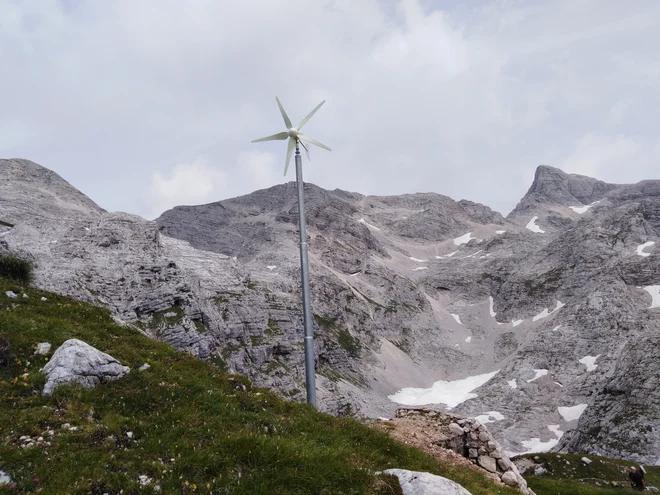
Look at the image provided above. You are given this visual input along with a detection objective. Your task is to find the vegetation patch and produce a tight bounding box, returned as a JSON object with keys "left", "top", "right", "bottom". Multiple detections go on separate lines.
{"left": 519, "top": 453, "right": 660, "bottom": 494}
{"left": 0, "top": 275, "right": 518, "bottom": 494}
{"left": 0, "top": 253, "right": 33, "bottom": 284}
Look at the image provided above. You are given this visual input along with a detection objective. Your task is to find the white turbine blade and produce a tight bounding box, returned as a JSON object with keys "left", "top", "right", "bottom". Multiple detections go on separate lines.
{"left": 276, "top": 97, "right": 293, "bottom": 129}
{"left": 298, "top": 134, "right": 332, "bottom": 152}
{"left": 284, "top": 137, "right": 296, "bottom": 176}
{"left": 301, "top": 141, "right": 311, "bottom": 161}
{"left": 252, "top": 131, "right": 288, "bottom": 143}
{"left": 297, "top": 100, "right": 326, "bottom": 129}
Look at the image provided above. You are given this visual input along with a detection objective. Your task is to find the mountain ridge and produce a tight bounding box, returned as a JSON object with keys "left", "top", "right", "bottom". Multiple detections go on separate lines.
{"left": 1, "top": 157, "right": 659, "bottom": 464}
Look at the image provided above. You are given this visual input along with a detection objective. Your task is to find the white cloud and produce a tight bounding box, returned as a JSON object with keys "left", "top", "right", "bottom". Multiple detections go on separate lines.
{"left": 561, "top": 133, "right": 642, "bottom": 178}
{"left": 238, "top": 150, "right": 279, "bottom": 190}
{"left": 143, "top": 158, "right": 227, "bottom": 219}
{"left": 1, "top": 0, "right": 660, "bottom": 217}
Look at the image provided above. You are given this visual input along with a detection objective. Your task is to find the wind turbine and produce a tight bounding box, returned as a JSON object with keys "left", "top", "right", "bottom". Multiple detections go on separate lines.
{"left": 251, "top": 97, "right": 332, "bottom": 408}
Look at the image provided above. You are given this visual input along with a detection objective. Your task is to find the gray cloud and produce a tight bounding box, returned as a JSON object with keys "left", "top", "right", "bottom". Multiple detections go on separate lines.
{"left": 1, "top": 0, "right": 659, "bottom": 219}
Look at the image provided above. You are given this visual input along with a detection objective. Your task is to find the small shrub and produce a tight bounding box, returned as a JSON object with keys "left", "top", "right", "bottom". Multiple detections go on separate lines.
{"left": 0, "top": 253, "right": 33, "bottom": 284}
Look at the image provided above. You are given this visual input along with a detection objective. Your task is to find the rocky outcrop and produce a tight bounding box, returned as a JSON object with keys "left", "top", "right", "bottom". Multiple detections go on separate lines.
{"left": 383, "top": 469, "right": 473, "bottom": 495}
{"left": 389, "top": 408, "right": 533, "bottom": 494}
{"left": 41, "top": 339, "right": 130, "bottom": 396}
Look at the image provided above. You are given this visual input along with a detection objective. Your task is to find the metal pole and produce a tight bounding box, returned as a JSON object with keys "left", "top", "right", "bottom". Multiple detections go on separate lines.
{"left": 294, "top": 143, "right": 317, "bottom": 408}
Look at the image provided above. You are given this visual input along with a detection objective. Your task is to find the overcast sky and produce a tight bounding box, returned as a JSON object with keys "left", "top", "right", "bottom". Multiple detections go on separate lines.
{"left": 2, "top": 0, "right": 659, "bottom": 219}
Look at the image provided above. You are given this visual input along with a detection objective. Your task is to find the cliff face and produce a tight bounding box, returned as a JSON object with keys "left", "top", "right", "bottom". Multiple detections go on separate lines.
{"left": 1, "top": 157, "right": 659, "bottom": 463}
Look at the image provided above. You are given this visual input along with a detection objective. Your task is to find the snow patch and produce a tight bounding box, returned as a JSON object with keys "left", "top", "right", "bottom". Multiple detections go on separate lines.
{"left": 558, "top": 404, "right": 588, "bottom": 422}
{"left": 436, "top": 251, "right": 459, "bottom": 259}
{"left": 569, "top": 201, "right": 601, "bottom": 214}
{"left": 548, "top": 424, "right": 564, "bottom": 438}
{"left": 644, "top": 285, "right": 660, "bottom": 308}
{"left": 579, "top": 355, "right": 600, "bottom": 371}
{"left": 388, "top": 370, "right": 499, "bottom": 409}
{"left": 489, "top": 296, "right": 497, "bottom": 317}
{"left": 527, "top": 369, "right": 548, "bottom": 383}
{"left": 507, "top": 379, "right": 518, "bottom": 389}
{"left": 454, "top": 232, "right": 475, "bottom": 246}
{"left": 267, "top": 265, "right": 277, "bottom": 270}
{"left": 512, "top": 319, "right": 523, "bottom": 327}
{"left": 358, "top": 218, "right": 381, "bottom": 231}
{"left": 409, "top": 257, "right": 428, "bottom": 263}
{"left": 451, "top": 314, "right": 463, "bottom": 325}
{"left": 413, "top": 267, "right": 428, "bottom": 271}
{"left": 350, "top": 272, "right": 360, "bottom": 277}
{"left": 474, "top": 411, "right": 505, "bottom": 424}
{"left": 532, "top": 301, "right": 565, "bottom": 321}
{"left": 496, "top": 230, "right": 506, "bottom": 235}
{"left": 465, "top": 336, "right": 472, "bottom": 343}
{"left": 636, "top": 241, "right": 655, "bottom": 257}
{"left": 520, "top": 437, "right": 559, "bottom": 454}
{"left": 526, "top": 216, "right": 545, "bottom": 233}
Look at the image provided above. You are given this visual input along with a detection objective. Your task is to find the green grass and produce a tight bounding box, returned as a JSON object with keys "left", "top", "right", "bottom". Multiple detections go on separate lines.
{"left": 518, "top": 453, "right": 659, "bottom": 494}
{"left": 0, "top": 276, "right": 518, "bottom": 494}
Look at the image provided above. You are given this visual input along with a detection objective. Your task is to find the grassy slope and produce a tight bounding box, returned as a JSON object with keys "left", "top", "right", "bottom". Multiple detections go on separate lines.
{"left": 0, "top": 276, "right": 519, "bottom": 495}
{"left": 518, "top": 453, "right": 659, "bottom": 494}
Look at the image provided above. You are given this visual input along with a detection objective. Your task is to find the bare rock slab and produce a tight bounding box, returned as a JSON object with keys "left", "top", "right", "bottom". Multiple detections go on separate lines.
{"left": 384, "top": 469, "right": 473, "bottom": 495}
{"left": 41, "top": 339, "right": 130, "bottom": 396}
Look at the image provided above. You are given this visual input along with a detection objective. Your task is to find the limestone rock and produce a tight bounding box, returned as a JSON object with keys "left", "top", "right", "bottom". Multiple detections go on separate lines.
{"left": 501, "top": 471, "right": 518, "bottom": 486}
{"left": 478, "top": 455, "right": 497, "bottom": 473}
{"left": 35, "top": 342, "right": 51, "bottom": 355}
{"left": 383, "top": 469, "right": 473, "bottom": 495}
{"left": 41, "top": 339, "right": 130, "bottom": 396}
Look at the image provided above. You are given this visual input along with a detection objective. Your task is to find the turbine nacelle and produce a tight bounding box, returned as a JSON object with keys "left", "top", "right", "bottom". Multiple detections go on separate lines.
{"left": 251, "top": 97, "right": 331, "bottom": 176}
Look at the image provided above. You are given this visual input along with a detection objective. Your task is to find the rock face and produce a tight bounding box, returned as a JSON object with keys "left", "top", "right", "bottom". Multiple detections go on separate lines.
{"left": 41, "top": 339, "right": 130, "bottom": 396}
{"left": 383, "top": 469, "right": 473, "bottom": 495}
{"left": 2, "top": 158, "right": 660, "bottom": 463}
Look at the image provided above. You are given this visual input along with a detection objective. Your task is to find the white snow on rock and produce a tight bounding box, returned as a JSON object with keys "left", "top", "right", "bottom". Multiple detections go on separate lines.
{"left": 489, "top": 296, "right": 496, "bottom": 317}
{"left": 548, "top": 424, "right": 564, "bottom": 438}
{"left": 388, "top": 370, "right": 499, "bottom": 409}
{"left": 558, "top": 404, "right": 588, "bottom": 422}
{"left": 473, "top": 411, "right": 505, "bottom": 424}
{"left": 569, "top": 201, "right": 601, "bottom": 214}
{"left": 507, "top": 379, "right": 518, "bottom": 389}
{"left": 451, "top": 314, "right": 463, "bottom": 324}
{"left": 520, "top": 437, "right": 559, "bottom": 454}
{"left": 532, "top": 301, "right": 565, "bottom": 321}
{"left": 358, "top": 218, "right": 381, "bottom": 231}
{"left": 413, "top": 267, "right": 428, "bottom": 271}
{"left": 465, "top": 336, "right": 472, "bottom": 343}
{"left": 579, "top": 355, "right": 600, "bottom": 371}
{"left": 636, "top": 241, "right": 655, "bottom": 257}
{"left": 526, "top": 216, "right": 545, "bottom": 233}
{"left": 41, "top": 339, "right": 130, "bottom": 396}
{"left": 512, "top": 319, "right": 523, "bottom": 327}
{"left": 266, "top": 265, "right": 277, "bottom": 270}
{"left": 527, "top": 369, "right": 548, "bottom": 383}
{"left": 409, "top": 257, "right": 428, "bottom": 263}
{"left": 436, "top": 250, "right": 459, "bottom": 259}
{"left": 496, "top": 230, "right": 506, "bottom": 234}
{"left": 453, "top": 232, "right": 474, "bottom": 246}
{"left": 383, "top": 469, "right": 473, "bottom": 495}
{"left": 643, "top": 285, "right": 660, "bottom": 308}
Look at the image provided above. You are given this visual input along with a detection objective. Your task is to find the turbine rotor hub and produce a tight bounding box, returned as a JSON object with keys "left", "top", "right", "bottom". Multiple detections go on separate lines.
{"left": 288, "top": 127, "right": 299, "bottom": 139}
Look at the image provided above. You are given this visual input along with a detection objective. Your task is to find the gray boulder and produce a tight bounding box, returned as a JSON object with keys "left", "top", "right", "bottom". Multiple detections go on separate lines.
{"left": 41, "top": 339, "right": 130, "bottom": 396}
{"left": 383, "top": 469, "right": 473, "bottom": 495}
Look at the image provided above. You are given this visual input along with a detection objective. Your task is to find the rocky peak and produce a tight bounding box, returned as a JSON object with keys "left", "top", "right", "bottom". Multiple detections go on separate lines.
{"left": 0, "top": 158, "right": 104, "bottom": 224}
{"left": 509, "top": 165, "right": 617, "bottom": 218}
